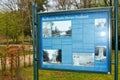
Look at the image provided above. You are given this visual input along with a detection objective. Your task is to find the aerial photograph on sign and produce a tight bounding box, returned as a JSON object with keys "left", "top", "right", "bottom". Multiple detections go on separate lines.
{"left": 95, "top": 18, "right": 106, "bottom": 28}
{"left": 43, "top": 49, "right": 62, "bottom": 64}
{"left": 73, "top": 53, "right": 94, "bottom": 66}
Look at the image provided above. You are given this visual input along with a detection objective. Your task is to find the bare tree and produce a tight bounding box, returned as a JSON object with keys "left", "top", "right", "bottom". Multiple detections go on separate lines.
{"left": 82, "top": 0, "right": 96, "bottom": 8}
{"left": 72, "top": 0, "right": 81, "bottom": 9}
{"left": 0, "top": 0, "right": 18, "bottom": 11}
{"left": 54, "top": 0, "right": 73, "bottom": 10}
{"left": 34, "top": 0, "right": 48, "bottom": 11}
{"left": 104, "top": 0, "right": 112, "bottom": 6}
{"left": 95, "top": 0, "right": 112, "bottom": 6}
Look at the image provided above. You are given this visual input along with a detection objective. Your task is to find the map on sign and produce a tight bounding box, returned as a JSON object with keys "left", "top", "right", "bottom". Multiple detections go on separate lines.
{"left": 39, "top": 8, "right": 112, "bottom": 73}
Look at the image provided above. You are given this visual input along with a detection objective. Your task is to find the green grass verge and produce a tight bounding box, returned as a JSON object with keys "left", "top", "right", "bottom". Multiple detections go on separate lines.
{"left": 21, "top": 65, "right": 120, "bottom": 80}
{"left": 21, "top": 51, "right": 120, "bottom": 80}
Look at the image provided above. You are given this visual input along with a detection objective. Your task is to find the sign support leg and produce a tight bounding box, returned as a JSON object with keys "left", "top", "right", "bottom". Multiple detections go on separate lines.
{"left": 114, "top": 0, "right": 119, "bottom": 80}
{"left": 32, "top": 2, "right": 39, "bottom": 80}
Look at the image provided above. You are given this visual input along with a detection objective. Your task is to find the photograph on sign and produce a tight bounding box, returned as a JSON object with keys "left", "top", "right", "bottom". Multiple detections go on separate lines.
{"left": 42, "top": 21, "right": 71, "bottom": 37}
{"left": 73, "top": 53, "right": 94, "bottom": 67}
{"left": 52, "top": 21, "right": 71, "bottom": 37}
{"left": 95, "top": 18, "right": 106, "bottom": 28}
{"left": 42, "top": 22, "right": 52, "bottom": 37}
{"left": 95, "top": 46, "right": 106, "bottom": 62}
{"left": 43, "top": 49, "right": 62, "bottom": 64}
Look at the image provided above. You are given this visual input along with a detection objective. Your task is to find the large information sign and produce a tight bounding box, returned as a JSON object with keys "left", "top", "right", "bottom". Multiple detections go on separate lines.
{"left": 38, "top": 7, "right": 112, "bottom": 73}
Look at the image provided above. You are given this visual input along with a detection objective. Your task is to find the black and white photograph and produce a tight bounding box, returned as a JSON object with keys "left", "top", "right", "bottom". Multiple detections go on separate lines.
{"left": 95, "top": 46, "right": 106, "bottom": 62}
{"left": 73, "top": 53, "right": 94, "bottom": 67}
{"left": 43, "top": 49, "right": 62, "bottom": 64}
{"left": 95, "top": 18, "right": 106, "bottom": 28}
{"left": 52, "top": 20, "right": 71, "bottom": 37}
{"left": 42, "top": 22, "right": 52, "bottom": 37}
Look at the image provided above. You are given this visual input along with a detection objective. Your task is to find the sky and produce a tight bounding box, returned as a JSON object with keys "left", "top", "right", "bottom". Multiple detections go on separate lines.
{"left": 0, "top": 0, "right": 5, "bottom": 12}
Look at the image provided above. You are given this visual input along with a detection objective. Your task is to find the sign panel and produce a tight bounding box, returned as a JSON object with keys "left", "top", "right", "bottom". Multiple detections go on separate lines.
{"left": 38, "top": 7, "right": 112, "bottom": 73}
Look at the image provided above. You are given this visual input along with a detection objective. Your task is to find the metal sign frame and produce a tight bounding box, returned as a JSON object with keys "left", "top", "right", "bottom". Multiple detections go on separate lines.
{"left": 38, "top": 7, "right": 112, "bottom": 74}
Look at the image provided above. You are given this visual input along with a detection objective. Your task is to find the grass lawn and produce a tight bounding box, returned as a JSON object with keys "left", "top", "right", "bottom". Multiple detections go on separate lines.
{"left": 21, "top": 51, "right": 120, "bottom": 80}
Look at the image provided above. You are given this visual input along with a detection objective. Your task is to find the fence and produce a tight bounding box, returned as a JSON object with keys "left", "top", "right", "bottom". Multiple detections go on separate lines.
{"left": 0, "top": 45, "right": 33, "bottom": 80}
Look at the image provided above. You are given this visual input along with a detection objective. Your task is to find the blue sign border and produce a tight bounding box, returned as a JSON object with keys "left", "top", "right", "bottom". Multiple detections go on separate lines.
{"left": 38, "top": 7, "right": 112, "bottom": 74}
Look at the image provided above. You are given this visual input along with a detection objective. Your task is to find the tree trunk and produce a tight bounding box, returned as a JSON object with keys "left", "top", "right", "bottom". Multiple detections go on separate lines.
{"left": 83, "top": 0, "right": 87, "bottom": 8}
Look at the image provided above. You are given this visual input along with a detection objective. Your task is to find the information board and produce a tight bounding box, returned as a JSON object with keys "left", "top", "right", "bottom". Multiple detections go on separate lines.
{"left": 38, "top": 7, "right": 112, "bottom": 73}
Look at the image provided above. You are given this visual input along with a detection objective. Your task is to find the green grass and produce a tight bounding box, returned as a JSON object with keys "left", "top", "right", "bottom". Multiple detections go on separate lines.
{"left": 21, "top": 51, "right": 120, "bottom": 80}
{"left": 21, "top": 65, "right": 119, "bottom": 80}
